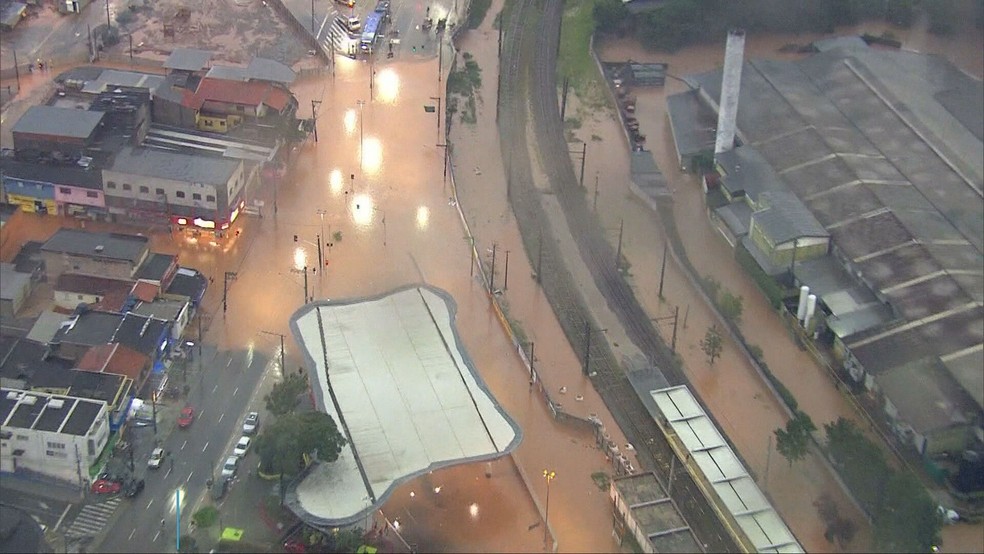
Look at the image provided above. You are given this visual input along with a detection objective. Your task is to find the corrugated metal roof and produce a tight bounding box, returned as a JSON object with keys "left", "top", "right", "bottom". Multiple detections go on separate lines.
{"left": 12, "top": 106, "right": 104, "bottom": 139}
{"left": 163, "top": 48, "right": 214, "bottom": 71}
{"left": 108, "top": 146, "right": 240, "bottom": 186}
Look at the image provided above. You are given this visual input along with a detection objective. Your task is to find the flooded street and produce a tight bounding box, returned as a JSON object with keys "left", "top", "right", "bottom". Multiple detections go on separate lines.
{"left": 3, "top": 2, "right": 980, "bottom": 551}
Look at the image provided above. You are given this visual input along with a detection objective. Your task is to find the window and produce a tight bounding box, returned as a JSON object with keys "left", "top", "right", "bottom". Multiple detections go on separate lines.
{"left": 176, "top": 191, "right": 186, "bottom": 199}
{"left": 77, "top": 294, "right": 84, "bottom": 300}
{"left": 122, "top": 183, "right": 132, "bottom": 191}
{"left": 192, "top": 193, "right": 201, "bottom": 201}
{"left": 46, "top": 441, "right": 65, "bottom": 450}
{"left": 106, "top": 181, "right": 117, "bottom": 189}
{"left": 60, "top": 187, "right": 72, "bottom": 194}
{"left": 206, "top": 195, "right": 215, "bottom": 202}
{"left": 86, "top": 191, "right": 98, "bottom": 198}
{"left": 16, "top": 434, "right": 28, "bottom": 441}
{"left": 46, "top": 450, "right": 68, "bottom": 459}
{"left": 139, "top": 186, "right": 149, "bottom": 194}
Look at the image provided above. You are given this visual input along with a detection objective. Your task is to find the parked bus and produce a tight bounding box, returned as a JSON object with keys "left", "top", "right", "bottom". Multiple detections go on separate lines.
{"left": 360, "top": 11, "right": 383, "bottom": 53}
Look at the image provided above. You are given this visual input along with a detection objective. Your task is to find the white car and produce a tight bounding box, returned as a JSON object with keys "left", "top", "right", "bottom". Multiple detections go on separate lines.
{"left": 147, "top": 447, "right": 165, "bottom": 470}
{"left": 233, "top": 436, "right": 251, "bottom": 458}
{"left": 242, "top": 412, "right": 259, "bottom": 435}
{"left": 221, "top": 456, "right": 239, "bottom": 479}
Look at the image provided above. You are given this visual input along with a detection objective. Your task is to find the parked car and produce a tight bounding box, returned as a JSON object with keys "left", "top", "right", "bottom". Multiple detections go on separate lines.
{"left": 178, "top": 407, "right": 195, "bottom": 428}
{"left": 242, "top": 412, "right": 259, "bottom": 435}
{"left": 91, "top": 479, "right": 122, "bottom": 495}
{"left": 123, "top": 479, "right": 145, "bottom": 498}
{"left": 233, "top": 436, "right": 251, "bottom": 457}
{"left": 148, "top": 447, "right": 165, "bottom": 469}
{"left": 221, "top": 456, "right": 239, "bottom": 479}
{"left": 96, "top": 472, "right": 124, "bottom": 484}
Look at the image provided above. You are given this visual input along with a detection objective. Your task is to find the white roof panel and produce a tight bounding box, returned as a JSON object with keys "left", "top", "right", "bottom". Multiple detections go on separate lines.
{"left": 652, "top": 386, "right": 803, "bottom": 553}
{"left": 289, "top": 286, "right": 520, "bottom": 526}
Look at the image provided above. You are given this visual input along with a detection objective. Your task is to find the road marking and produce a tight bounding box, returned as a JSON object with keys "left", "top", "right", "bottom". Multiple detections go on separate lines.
{"left": 227, "top": 359, "right": 233, "bottom": 368}
{"left": 199, "top": 408, "right": 206, "bottom": 418}
{"left": 54, "top": 504, "right": 71, "bottom": 532}
{"left": 39, "top": 501, "right": 49, "bottom": 510}
{"left": 128, "top": 529, "right": 136, "bottom": 541}
{"left": 181, "top": 440, "right": 187, "bottom": 450}
{"left": 146, "top": 499, "right": 154, "bottom": 510}
{"left": 218, "top": 413, "right": 224, "bottom": 423}
{"left": 212, "top": 384, "right": 219, "bottom": 394}
{"left": 187, "top": 471, "right": 194, "bottom": 483}
{"left": 233, "top": 387, "right": 239, "bottom": 396}
{"left": 154, "top": 530, "right": 161, "bottom": 542}
{"left": 164, "top": 467, "right": 172, "bottom": 479}
{"left": 203, "top": 441, "right": 209, "bottom": 452}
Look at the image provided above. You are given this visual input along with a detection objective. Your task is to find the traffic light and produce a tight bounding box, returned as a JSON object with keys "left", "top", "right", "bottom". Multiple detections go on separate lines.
{"left": 293, "top": 235, "right": 298, "bottom": 242}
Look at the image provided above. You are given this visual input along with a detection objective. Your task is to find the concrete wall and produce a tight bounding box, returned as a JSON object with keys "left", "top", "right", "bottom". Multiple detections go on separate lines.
{"left": 0, "top": 406, "right": 109, "bottom": 486}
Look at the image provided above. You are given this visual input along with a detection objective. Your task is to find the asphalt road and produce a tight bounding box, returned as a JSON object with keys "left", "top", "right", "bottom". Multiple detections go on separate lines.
{"left": 0, "top": 487, "right": 74, "bottom": 531}
{"left": 95, "top": 347, "right": 274, "bottom": 553}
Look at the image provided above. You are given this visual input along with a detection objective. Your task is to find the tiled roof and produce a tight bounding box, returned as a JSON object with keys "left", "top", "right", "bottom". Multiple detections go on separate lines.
{"left": 76, "top": 343, "right": 148, "bottom": 383}
{"left": 192, "top": 78, "right": 291, "bottom": 111}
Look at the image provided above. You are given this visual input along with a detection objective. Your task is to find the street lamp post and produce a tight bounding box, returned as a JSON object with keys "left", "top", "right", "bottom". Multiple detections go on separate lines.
{"left": 222, "top": 271, "right": 238, "bottom": 315}
{"left": 260, "top": 331, "right": 286, "bottom": 377}
{"left": 542, "top": 470, "right": 555, "bottom": 547}
{"left": 429, "top": 96, "right": 441, "bottom": 144}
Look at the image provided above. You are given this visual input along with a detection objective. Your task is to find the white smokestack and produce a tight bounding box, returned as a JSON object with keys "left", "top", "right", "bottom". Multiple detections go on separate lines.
{"left": 796, "top": 286, "right": 810, "bottom": 322}
{"left": 805, "top": 294, "right": 817, "bottom": 328}
{"left": 715, "top": 29, "right": 746, "bottom": 155}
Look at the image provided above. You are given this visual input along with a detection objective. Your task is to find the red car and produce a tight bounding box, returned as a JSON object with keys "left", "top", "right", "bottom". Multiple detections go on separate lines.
{"left": 91, "top": 479, "right": 122, "bottom": 495}
{"left": 178, "top": 407, "right": 195, "bottom": 428}
{"left": 283, "top": 539, "right": 306, "bottom": 553}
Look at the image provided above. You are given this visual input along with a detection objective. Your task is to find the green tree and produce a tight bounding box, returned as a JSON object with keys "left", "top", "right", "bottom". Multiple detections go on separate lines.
{"left": 255, "top": 412, "right": 347, "bottom": 476}
{"left": 774, "top": 411, "right": 816, "bottom": 466}
{"left": 824, "top": 417, "right": 890, "bottom": 512}
{"left": 593, "top": 0, "right": 629, "bottom": 34}
{"left": 699, "top": 325, "right": 723, "bottom": 365}
{"left": 264, "top": 372, "right": 309, "bottom": 417}
{"left": 874, "top": 472, "right": 941, "bottom": 552}
{"left": 718, "top": 290, "right": 744, "bottom": 326}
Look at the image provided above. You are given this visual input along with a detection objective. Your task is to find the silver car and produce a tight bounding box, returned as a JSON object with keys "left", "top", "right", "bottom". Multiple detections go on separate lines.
{"left": 221, "top": 456, "right": 239, "bottom": 479}
{"left": 242, "top": 412, "right": 259, "bottom": 435}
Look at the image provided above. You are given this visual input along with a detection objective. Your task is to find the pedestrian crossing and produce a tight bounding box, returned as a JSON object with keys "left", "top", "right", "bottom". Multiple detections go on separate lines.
{"left": 323, "top": 17, "right": 359, "bottom": 59}
{"left": 64, "top": 497, "right": 121, "bottom": 539}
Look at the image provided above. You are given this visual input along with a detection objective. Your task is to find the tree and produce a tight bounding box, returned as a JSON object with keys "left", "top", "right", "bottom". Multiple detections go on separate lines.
{"left": 874, "top": 472, "right": 941, "bottom": 552}
{"left": 824, "top": 417, "right": 890, "bottom": 512}
{"left": 774, "top": 411, "right": 816, "bottom": 466}
{"left": 255, "top": 412, "right": 347, "bottom": 476}
{"left": 699, "top": 325, "right": 723, "bottom": 365}
{"left": 593, "top": 0, "right": 629, "bottom": 35}
{"left": 718, "top": 290, "right": 744, "bottom": 326}
{"left": 814, "top": 493, "right": 858, "bottom": 548}
{"left": 264, "top": 373, "right": 309, "bottom": 417}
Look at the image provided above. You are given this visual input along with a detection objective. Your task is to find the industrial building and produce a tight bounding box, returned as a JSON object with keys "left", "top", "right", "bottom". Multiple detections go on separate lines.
{"left": 667, "top": 35, "right": 983, "bottom": 457}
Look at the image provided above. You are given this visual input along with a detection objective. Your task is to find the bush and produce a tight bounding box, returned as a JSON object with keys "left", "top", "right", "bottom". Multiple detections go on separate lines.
{"left": 466, "top": 0, "right": 492, "bottom": 29}
{"left": 192, "top": 506, "right": 218, "bottom": 528}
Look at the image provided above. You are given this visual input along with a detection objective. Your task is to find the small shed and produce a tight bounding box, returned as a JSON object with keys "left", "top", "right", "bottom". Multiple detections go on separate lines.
{"left": 0, "top": 263, "right": 32, "bottom": 319}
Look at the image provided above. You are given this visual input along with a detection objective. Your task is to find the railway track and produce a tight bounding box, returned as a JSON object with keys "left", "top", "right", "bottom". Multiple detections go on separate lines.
{"left": 493, "top": 1, "right": 737, "bottom": 550}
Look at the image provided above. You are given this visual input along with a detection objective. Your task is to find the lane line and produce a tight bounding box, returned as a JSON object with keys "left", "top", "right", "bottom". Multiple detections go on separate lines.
{"left": 146, "top": 499, "right": 154, "bottom": 510}
{"left": 128, "top": 529, "right": 136, "bottom": 541}
{"left": 153, "top": 530, "right": 161, "bottom": 542}
{"left": 218, "top": 413, "right": 224, "bottom": 423}
{"left": 212, "top": 384, "right": 219, "bottom": 394}
{"left": 226, "top": 359, "right": 232, "bottom": 368}
{"left": 203, "top": 441, "right": 209, "bottom": 453}
{"left": 187, "top": 471, "right": 194, "bottom": 483}
{"left": 164, "top": 467, "right": 172, "bottom": 479}
{"left": 181, "top": 440, "right": 187, "bottom": 451}
{"left": 53, "top": 504, "right": 72, "bottom": 532}
{"left": 233, "top": 387, "right": 239, "bottom": 396}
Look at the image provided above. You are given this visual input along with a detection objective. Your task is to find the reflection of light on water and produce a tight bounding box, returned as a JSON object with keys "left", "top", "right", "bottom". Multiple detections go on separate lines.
{"left": 409, "top": 491, "right": 415, "bottom": 498}
{"left": 329, "top": 169, "right": 343, "bottom": 194}
{"left": 392, "top": 519, "right": 401, "bottom": 531}
{"left": 293, "top": 247, "right": 308, "bottom": 270}
{"left": 351, "top": 194, "right": 375, "bottom": 226}
{"left": 343, "top": 109, "right": 357, "bottom": 135}
{"left": 336, "top": 55, "right": 360, "bottom": 77}
{"left": 469, "top": 503, "right": 479, "bottom": 519}
{"left": 376, "top": 68, "right": 400, "bottom": 104}
{"left": 362, "top": 137, "right": 383, "bottom": 175}
{"left": 169, "top": 486, "right": 187, "bottom": 514}
{"left": 416, "top": 206, "right": 430, "bottom": 230}
{"left": 433, "top": 486, "right": 441, "bottom": 494}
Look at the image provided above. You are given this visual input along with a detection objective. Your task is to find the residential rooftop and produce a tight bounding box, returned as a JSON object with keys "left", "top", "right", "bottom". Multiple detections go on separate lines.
{"left": 41, "top": 229, "right": 148, "bottom": 265}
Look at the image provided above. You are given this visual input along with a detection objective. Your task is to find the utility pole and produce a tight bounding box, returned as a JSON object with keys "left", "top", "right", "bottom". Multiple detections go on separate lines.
{"left": 105, "top": 0, "right": 111, "bottom": 29}
{"left": 489, "top": 243, "right": 497, "bottom": 294}
{"left": 260, "top": 331, "right": 286, "bottom": 377}
{"left": 12, "top": 50, "right": 19, "bottom": 91}
{"left": 222, "top": 271, "right": 238, "bottom": 314}
{"left": 528, "top": 341, "right": 535, "bottom": 381}
{"left": 311, "top": 100, "right": 322, "bottom": 142}
{"left": 560, "top": 76, "right": 570, "bottom": 121}
{"left": 615, "top": 219, "right": 624, "bottom": 271}
{"left": 503, "top": 250, "right": 510, "bottom": 290}
{"left": 658, "top": 242, "right": 668, "bottom": 300}
{"left": 583, "top": 321, "right": 591, "bottom": 376}
{"left": 536, "top": 226, "right": 543, "bottom": 284}
{"left": 429, "top": 96, "right": 442, "bottom": 144}
{"left": 436, "top": 143, "right": 449, "bottom": 188}
{"left": 311, "top": 0, "right": 315, "bottom": 33}
{"left": 580, "top": 142, "right": 587, "bottom": 188}
{"left": 151, "top": 391, "right": 158, "bottom": 435}
{"left": 316, "top": 234, "right": 323, "bottom": 268}
{"left": 671, "top": 305, "right": 679, "bottom": 353}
